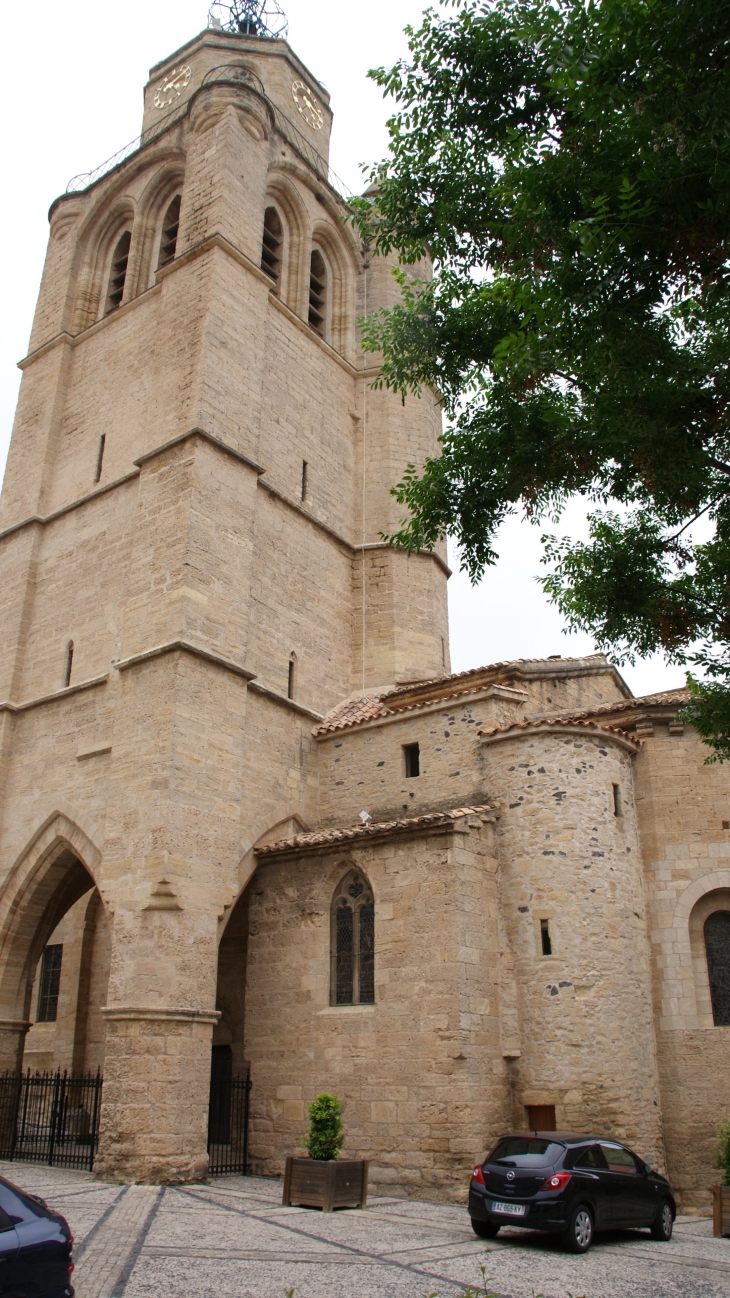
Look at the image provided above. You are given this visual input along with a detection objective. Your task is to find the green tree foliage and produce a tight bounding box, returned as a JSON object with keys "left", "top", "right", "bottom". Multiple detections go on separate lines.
{"left": 302, "top": 1092, "right": 344, "bottom": 1161}
{"left": 354, "top": 0, "right": 730, "bottom": 756}
{"left": 717, "top": 1119, "right": 730, "bottom": 1187}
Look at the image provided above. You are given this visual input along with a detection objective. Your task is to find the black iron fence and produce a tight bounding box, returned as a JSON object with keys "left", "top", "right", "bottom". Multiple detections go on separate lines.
{"left": 207, "top": 1065, "right": 251, "bottom": 1176}
{"left": 0, "top": 1070, "right": 102, "bottom": 1171}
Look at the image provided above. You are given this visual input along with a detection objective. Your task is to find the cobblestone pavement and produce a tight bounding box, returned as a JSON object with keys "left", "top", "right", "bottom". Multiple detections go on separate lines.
{"left": 0, "top": 1162, "right": 728, "bottom": 1298}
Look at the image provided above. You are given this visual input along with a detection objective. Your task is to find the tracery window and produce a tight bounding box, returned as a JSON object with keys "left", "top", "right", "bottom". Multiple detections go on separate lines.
{"left": 705, "top": 909, "right": 730, "bottom": 1026}
{"left": 331, "top": 871, "right": 374, "bottom": 1005}
{"left": 37, "top": 944, "right": 63, "bottom": 1022}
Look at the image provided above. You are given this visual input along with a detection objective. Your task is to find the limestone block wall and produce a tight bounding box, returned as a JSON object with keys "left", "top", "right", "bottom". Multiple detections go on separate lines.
{"left": 316, "top": 686, "right": 529, "bottom": 827}
{"left": 630, "top": 720, "right": 730, "bottom": 1208}
{"left": 244, "top": 815, "right": 509, "bottom": 1198}
{"left": 484, "top": 727, "right": 665, "bottom": 1170}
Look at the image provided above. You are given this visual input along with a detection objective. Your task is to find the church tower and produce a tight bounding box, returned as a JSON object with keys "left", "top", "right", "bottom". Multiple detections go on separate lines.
{"left": 0, "top": 11, "right": 449, "bottom": 1182}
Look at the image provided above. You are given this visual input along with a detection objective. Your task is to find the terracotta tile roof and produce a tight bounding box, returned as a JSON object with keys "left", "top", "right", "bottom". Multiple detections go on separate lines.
{"left": 255, "top": 805, "right": 496, "bottom": 856}
{"left": 313, "top": 654, "right": 625, "bottom": 736}
{"left": 533, "top": 687, "right": 690, "bottom": 726}
{"left": 479, "top": 717, "right": 642, "bottom": 749}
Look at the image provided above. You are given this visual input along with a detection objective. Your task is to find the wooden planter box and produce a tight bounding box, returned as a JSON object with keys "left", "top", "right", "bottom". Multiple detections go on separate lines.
{"left": 712, "top": 1185, "right": 730, "bottom": 1237}
{"left": 282, "top": 1156, "right": 368, "bottom": 1212}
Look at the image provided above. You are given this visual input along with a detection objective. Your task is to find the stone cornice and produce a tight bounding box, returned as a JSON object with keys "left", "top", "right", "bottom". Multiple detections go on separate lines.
{"left": 102, "top": 1005, "right": 220, "bottom": 1023}
{"left": 114, "top": 640, "right": 255, "bottom": 681}
{"left": 133, "top": 426, "right": 264, "bottom": 475}
{"left": 480, "top": 720, "right": 641, "bottom": 754}
{"left": 0, "top": 472, "right": 140, "bottom": 543}
{"left": 248, "top": 680, "right": 323, "bottom": 721}
{"left": 0, "top": 674, "right": 109, "bottom": 715}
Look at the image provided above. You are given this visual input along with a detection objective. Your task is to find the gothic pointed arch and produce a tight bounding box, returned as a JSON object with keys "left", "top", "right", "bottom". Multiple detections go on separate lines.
{"left": 263, "top": 172, "right": 309, "bottom": 309}
{"left": 72, "top": 203, "right": 136, "bottom": 331}
{"left": 310, "top": 219, "right": 354, "bottom": 356}
{"left": 136, "top": 161, "right": 186, "bottom": 287}
{"left": 0, "top": 813, "right": 106, "bottom": 1036}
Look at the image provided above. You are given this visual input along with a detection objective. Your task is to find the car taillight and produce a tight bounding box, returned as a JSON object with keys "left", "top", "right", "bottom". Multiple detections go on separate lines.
{"left": 471, "top": 1164, "right": 486, "bottom": 1186}
{"left": 67, "top": 1263, "right": 74, "bottom": 1274}
{"left": 541, "top": 1171, "right": 571, "bottom": 1191}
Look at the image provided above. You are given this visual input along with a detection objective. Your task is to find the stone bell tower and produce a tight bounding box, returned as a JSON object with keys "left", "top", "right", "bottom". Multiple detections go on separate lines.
{"left": 0, "top": 7, "right": 449, "bottom": 1182}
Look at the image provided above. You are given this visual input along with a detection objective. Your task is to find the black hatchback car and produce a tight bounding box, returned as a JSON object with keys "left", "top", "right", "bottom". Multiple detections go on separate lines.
{"left": 469, "top": 1133, "right": 676, "bottom": 1253}
{"left": 0, "top": 1176, "right": 74, "bottom": 1297}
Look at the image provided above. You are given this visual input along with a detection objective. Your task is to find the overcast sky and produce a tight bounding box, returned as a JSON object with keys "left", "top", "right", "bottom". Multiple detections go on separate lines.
{"left": 0, "top": 0, "right": 686, "bottom": 697}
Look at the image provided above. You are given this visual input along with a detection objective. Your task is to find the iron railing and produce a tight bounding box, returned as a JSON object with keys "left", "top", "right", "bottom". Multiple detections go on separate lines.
{"left": 0, "top": 1070, "right": 102, "bottom": 1172}
{"left": 66, "top": 66, "right": 351, "bottom": 201}
{"left": 207, "top": 1067, "right": 251, "bottom": 1176}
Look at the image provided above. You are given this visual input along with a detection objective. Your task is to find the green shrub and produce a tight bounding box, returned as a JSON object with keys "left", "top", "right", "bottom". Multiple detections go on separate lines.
{"left": 717, "top": 1120, "right": 730, "bottom": 1187}
{"left": 302, "top": 1092, "right": 344, "bottom": 1161}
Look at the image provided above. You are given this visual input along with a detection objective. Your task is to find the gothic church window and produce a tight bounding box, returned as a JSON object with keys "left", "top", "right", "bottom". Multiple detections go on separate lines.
{"left": 158, "top": 196, "right": 181, "bottom": 268}
{"left": 36, "top": 944, "right": 63, "bottom": 1022}
{"left": 105, "top": 230, "right": 132, "bottom": 314}
{"left": 308, "top": 249, "right": 326, "bottom": 336}
{"left": 261, "top": 207, "right": 283, "bottom": 287}
{"left": 331, "top": 871, "right": 374, "bottom": 1005}
{"left": 705, "top": 909, "right": 730, "bottom": 1025}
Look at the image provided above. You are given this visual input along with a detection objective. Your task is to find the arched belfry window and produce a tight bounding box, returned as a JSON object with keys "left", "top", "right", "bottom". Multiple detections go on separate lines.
{"left": 331, "top": 870, "right": 374, "bottom": 1005}
{"left": 705, "top": 910, "right": 730, "bottom": 1025}
{"left": 261, "top": 207, "right": 283, "bottom": 288}
{"left": 158, "top": 195, "right": 181, "bottom": 268}
{"left": 105, "top": 230, "right": 132, "bottom": 313}
{"left": 308, "top": 249, "right": 326, "bottom": 336}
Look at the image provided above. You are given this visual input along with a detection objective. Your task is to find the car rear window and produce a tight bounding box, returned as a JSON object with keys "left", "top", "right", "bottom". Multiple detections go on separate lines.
{"left": 0, "top": 1179, "right": 46, "bottom": 1223}
{"left": 487, "top": 1137, "right": 564, "bottom": 1167}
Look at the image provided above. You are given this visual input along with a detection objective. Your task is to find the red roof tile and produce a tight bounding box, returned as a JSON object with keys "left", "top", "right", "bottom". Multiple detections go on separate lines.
{"left": 255, "top": 805, "right": 496, "bottom": 856}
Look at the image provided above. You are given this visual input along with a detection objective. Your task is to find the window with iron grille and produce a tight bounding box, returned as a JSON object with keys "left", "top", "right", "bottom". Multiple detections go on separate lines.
{"left": 705, "top": 909, "right": 730, "bottom": 1025}
{"left": 36, "top": 945, "right": 63, "bottom": 1022}
{"left": 331, "top": 871, "right": 374, "bottom": 1005}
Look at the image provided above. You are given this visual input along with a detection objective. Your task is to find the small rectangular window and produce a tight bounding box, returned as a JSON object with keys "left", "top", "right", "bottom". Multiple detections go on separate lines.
{"left": 36, "top": 945, "right": 63, "bottom": 1022}
{"left": 540, "top": 918, "right": 552, "bottom": 955}
{"left": 301, "top": 460, "right": 308, "bottom": 502}
{"left": 613, "top": 783, "right": 622, "bottom": 817}
{"left": 404, "top": 742, "right": 420, "bottom": 778}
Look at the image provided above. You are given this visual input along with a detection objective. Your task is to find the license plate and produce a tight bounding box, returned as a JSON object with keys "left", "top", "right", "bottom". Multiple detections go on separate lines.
{"left": 491, "top": 1201, "right": 527, "bottom": 1216}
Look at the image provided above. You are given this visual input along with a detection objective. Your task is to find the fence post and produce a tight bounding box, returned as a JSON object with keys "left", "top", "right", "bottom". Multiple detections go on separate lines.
{"left": 48, "top": 1071, "right": 62, "bottom": 1166}
{"left": 8, "top": 1072, "right": 23, "bottom": 1163}
{"left": 89, "top": 1070, "right": 102, "bottom": 1173}
{"left": 243, "top": 1068, "right": 252, "bottom": 1175}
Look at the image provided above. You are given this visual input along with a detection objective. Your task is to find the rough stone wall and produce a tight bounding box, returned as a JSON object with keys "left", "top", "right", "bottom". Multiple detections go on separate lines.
{"left": 484, "top": 730, "right": 665, "bottom": 1171}
{"left": 244, "top": 816, "right": 510, "bottom": 1198}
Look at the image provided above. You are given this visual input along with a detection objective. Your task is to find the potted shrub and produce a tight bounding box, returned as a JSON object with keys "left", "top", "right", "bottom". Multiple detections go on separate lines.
{"left": 282, "top": 1092, "right": 368, "bottom": 1212}
{"left": 713, "top": 1120, "right": 730, "bottom": 1237}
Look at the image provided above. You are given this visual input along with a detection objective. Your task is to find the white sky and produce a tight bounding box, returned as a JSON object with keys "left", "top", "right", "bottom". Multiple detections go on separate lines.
{"left": 0, "top": 0, "right": 686, "bottom": 698}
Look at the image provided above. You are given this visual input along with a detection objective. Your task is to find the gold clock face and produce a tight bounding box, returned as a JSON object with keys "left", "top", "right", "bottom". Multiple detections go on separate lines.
{"left": 153, "top": 64, "right": 192, "bottom": 110}
{"left": 291, "top": 80, "right": 323, "bottom": 131}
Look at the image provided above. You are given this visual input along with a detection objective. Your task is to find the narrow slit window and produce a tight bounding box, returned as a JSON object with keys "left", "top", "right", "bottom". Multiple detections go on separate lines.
{"left": 613, "top": 783, "right": 622, "bottom": 817}
{"left": 704, "top": 910, "right": 730, "bottom": 1026}
{"left": 158, "top": 195, "right": 181, "bottom": 268}
{"left": 94, "top": 434, "right": 106, "bottom": 483}
{"left": 404, "top": 742, "right": 420, "bottom": 778}
{"left": 287, "top": 653, "right": 296, "bottom": 700}
{"left": 64, "top": 641, "right": 74, "bottom": 688}
{"left": 301, "top": 460, "right": 308, "bottom": 502}
{"left": 308, "top": 249, "right": 326, "bottom": 336}
{"left": 540, "top": 918, "right": 552, "bottom": 956}
{"left": 105, "top": 230, "right": 131, "bottom": 314}
{"left": 331, "top": 872, "right": 375, "bottom": 1005}
{"left": 36, "top": 944, "right": 63, "bottom": 1022}
{"left": 261, "top": 207, "right": 283, "bottom": 287}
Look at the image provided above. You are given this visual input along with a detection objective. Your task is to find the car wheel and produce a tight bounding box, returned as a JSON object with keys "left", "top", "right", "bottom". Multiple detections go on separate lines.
{"left": 650, "top": 1198, "right": 674, "bottom": 1241}
{"left": 471, "top": 1217, "right": 500, "bottom": 1238}
{"left": 562, "top": 1204, "right": 594, "bottom": 1253}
